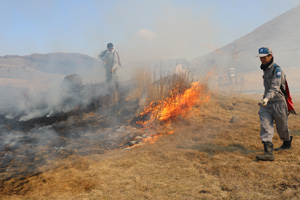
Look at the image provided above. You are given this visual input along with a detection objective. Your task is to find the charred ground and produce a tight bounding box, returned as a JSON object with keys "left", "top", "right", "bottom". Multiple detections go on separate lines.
{"left": 0, "top": 81, "right": 144, "bottom": 194}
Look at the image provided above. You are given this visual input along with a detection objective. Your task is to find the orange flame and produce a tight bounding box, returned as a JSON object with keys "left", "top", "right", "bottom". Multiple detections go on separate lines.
{"left": 142, "top": 130, "right": 175, "bottom": 144}
{"left": 137, "top": 81, "right": 210, "bottom": 127}
{"left": 132, "top": 81, "right": 210, "bottom": 146}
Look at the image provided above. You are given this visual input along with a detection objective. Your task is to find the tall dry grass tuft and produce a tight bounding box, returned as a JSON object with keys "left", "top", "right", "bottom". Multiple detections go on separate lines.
{"left": 126, "top": 67, "right": 210, "bottom": 113}
{"left": 125, "top": 68, "right": 152, "bottom": 102}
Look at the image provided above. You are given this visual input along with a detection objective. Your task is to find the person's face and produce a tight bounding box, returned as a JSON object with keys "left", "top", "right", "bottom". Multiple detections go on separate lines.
{"left": 107, "top": 47, "right": 113, "bottom": 52}
{"left": 260, "top": 54, "right": 273, "bottom": 65}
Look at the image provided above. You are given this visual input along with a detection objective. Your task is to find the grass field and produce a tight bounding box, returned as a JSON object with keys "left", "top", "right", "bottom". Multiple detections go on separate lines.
{"left": 2, "top": 90, "right": 300, "bottom": 200}
{"left": 1, "top": 67, "right": 300, "bottom": 200}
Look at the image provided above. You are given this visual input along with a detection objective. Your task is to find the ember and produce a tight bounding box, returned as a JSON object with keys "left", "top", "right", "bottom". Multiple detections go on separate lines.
{"left": 142, "top": 130, "right": 175, "bottom": 144}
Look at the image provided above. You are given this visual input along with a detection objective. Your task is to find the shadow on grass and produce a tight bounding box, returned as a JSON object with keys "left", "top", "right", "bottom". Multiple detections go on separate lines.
{"left": 178, "top": 143, "right": 256, "bottom": 156}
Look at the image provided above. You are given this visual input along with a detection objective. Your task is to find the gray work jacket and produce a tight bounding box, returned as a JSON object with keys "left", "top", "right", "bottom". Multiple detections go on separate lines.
{"left": 262, "top": 62, "right": 286, "bottom": 102}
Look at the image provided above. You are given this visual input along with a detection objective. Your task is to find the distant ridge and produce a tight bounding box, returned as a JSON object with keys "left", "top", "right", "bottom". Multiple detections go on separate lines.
{"left": 191, "top": 5, "right": 300, "bottom": 71}
{"left": 0, "top": 52, "right": 102, "bottom": 75}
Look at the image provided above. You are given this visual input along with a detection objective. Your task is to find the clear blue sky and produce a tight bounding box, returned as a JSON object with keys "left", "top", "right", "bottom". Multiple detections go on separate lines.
{"left": 1, "top": 0, "right": 300, "bottom": 61}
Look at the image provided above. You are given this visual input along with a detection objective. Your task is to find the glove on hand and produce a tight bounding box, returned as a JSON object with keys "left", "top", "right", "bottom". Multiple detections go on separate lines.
{"left": 260, "top": 98, "right": 269, "bottom": 106}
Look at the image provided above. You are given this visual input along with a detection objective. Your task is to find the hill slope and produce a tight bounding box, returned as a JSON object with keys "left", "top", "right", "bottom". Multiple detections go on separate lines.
{"left": 191, "top": 5, "right": 300, "bottom": 92}
{"left": 0, "top": 53, "right": 106, "bottom": 91}
{"left": 0, "top": 53, "right": 102, "bottom": 75}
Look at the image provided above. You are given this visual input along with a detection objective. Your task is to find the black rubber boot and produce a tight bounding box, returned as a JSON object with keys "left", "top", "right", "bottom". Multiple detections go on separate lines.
{"left": 275, "top": 136, "right": 293, "bottom": 151}
{"left": 256, "top": 141, "right": 274, "bottom": 161}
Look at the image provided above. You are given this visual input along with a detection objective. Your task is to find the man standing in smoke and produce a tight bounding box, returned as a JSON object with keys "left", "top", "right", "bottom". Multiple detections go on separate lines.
{"left": 98, "top": 43, "right": 121, "bottom": 93}
{"left": 256, "top": 47, "right": 293, "bottom": 161}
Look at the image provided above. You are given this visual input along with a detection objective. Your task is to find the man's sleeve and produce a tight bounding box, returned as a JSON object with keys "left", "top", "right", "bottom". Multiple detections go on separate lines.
{"left": 265, "top": 67, "right": 282, "bottom": 100}
{"left": 98, "top": 50, "right": 106, "bottom": 61}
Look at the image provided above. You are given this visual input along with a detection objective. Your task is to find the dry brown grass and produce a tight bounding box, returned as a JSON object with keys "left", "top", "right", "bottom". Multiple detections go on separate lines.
{"left": 2, "top": 73, "right": 300, "bottom": 199}
{"left": 125, "top": 68, "right": 200, "bottom": 112}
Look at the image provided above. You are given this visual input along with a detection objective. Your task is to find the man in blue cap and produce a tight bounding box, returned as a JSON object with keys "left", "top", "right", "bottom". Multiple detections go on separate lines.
{"left": 256, "top": 47, "right": 293, "bottom": 161}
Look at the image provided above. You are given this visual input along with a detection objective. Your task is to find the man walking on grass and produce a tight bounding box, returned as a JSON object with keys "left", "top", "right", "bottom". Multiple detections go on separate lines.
{"left": 256, "top": 47, "right": 293, "bottom": 161}
{"left": 98, "top": 43, "right": 121, "bottom": 93}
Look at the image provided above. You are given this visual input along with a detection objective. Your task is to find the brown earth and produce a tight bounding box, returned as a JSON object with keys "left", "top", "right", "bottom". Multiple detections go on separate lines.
{"left": 1, "top": 93, "right": 300, "bottom": 200}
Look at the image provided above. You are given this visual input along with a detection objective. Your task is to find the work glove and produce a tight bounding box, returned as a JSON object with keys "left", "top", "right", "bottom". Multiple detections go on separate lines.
{"left": 258, "top": 98, "right": 269, "bottom": 107}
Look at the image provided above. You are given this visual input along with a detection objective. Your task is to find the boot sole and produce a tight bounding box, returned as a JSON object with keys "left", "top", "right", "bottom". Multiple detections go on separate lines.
{"left": 256, "top": 156, "right": 274, "bottom": 161}
{"left": 274, "top": 147, "right": 292, "bottom": 151}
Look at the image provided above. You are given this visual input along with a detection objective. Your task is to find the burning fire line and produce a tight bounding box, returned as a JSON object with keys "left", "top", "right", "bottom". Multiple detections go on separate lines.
{"left": 132, "top": 81, "right": 210, "bottom": 146}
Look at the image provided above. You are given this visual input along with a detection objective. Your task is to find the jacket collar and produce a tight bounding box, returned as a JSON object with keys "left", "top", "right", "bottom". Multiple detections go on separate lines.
{"left": 260, "top": 57, "right": 274, "bottom": 71}
{"left": 107, "top": 49, "right": 115, "bottom": 53}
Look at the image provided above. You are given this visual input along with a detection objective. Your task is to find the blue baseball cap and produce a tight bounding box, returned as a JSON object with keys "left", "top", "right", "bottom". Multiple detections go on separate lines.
{"left": 256, "top": 47, "right": 273, "bottom": 57}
